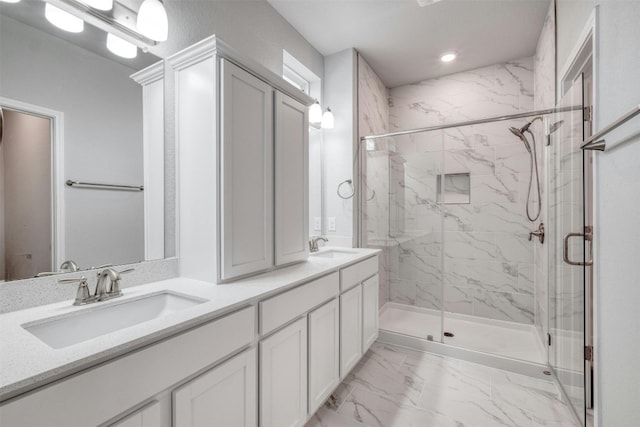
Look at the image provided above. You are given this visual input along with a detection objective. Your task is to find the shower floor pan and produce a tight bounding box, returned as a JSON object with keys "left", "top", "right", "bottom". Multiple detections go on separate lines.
{"left": 379, "top": 302, "right": 546, "bottom": 364}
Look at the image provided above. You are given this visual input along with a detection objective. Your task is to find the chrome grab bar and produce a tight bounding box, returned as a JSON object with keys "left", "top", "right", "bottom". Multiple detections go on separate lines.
{"left": 563, "top": 226, "right": 593, "bottom": 266}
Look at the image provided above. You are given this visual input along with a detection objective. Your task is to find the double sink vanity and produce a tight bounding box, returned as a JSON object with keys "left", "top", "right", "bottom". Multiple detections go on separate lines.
{"left": 0, "top": 20, "right": 378, "bottom": 427}
{"left": 0, "top": 248, "right": 380, "bottom": 426}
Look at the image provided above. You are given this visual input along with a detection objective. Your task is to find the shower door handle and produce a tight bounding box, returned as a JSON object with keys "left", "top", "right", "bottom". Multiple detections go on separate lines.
{"left": 563, "top": 226, "right": 593, "bottom": 266}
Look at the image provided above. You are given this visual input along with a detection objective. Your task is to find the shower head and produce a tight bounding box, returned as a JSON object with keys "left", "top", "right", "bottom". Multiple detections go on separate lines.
{"left": 509, "top": 126, "right": 532, "bottom": 153}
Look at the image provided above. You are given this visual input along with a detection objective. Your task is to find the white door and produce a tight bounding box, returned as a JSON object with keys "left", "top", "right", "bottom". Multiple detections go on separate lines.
{"left": 173, "top": 348, "right": 257, "bottom": 427}
{"left": 109, "top": 401, "right": 161, "bottom": 427}
{"left": 340, "top": 285, "right": 363, "bottom": 377}
{"left": 260, "top": 317, "right": 308, "bottom": 427}
{"left": 362, "top": 275, "right": 379, "bottom": 352}
{"left": 308, "top": 299, "right": 340, "bottom": 414}
{"left": 220, "top": 59, "right": 274, "bottom": 280}
{"left": 274, "top": 91, "right": 309, "bottom": 266}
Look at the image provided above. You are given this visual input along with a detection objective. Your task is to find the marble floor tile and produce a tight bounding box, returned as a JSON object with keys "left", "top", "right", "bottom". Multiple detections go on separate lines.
{"left": 306, "top": 406, "right": 369, "bottom": 427}
{"left": 312, "top": 342, "right": 579, "bottom": 427}
{"left": 338, "top": 386, "right": 452, "bottom": 427}
{"left": 347, "top": 345, "right": 424, "bottom": 406}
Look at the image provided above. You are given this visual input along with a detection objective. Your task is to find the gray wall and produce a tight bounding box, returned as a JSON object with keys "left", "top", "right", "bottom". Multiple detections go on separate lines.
{"left": 557, "top": 1, "right": 640, "bottom": 425}
{"left": 322, "top": 49, "right": 357, "bottom": 246}
{"left": 155, "top": 0, "right": 323, "bottom": 79}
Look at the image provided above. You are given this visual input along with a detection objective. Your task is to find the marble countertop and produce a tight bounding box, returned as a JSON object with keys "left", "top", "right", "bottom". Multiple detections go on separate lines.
{"left": 0, "top": 247, "right": 380, "bottom": 401}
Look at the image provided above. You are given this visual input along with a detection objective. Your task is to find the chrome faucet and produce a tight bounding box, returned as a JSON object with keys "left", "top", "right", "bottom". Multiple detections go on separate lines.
{"left": 58, "top": 267, "right": 134, "bottom": 306}
{"left": 59, "top": 260, "right": 80, "bottom": 273}
{"left": 95, "top": 267, "right": 134, "bottom": 301}
{"left": 309, "top": 236, "right": 328, "bottom": 253}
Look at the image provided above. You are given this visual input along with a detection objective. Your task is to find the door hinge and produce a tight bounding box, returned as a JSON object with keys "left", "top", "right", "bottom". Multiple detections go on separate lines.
{"left": 585, "top": 345, "right": 593, "bottom": 361}
{"left": 548, "top": 333, "right": 552, "bottom": 346}
{"left": 584, "top": 106, "right": 593, "bottom": 122}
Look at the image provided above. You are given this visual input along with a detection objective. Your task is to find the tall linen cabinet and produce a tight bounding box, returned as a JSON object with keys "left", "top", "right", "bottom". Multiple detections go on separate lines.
{"left": 169, "top": 36, "right": 311, "bottom": 283}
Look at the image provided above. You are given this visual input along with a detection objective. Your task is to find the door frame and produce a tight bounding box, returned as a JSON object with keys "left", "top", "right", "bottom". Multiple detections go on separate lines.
{"left": 0, "top": 97, "right": 65, "bottom": 270}
{"left": 557, "top": 7, "right": 598, "bottom": 418}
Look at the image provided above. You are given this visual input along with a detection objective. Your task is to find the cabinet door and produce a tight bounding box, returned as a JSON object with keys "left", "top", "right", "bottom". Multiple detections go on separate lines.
{"left": 260, "top": 317, "right": 308, "bottom": 427}
{"left": 274, "top": 91, "right": 309, "bottom": 266}
{"left": 220, "top": 59, "right": 274, "bottom": 280}
{"left": 173, "top": 348, "right": 257, "bottom": 427}
{"left": 308, "top": 299, "right": 340, "bottom": 414}
{"left": 362, "top": 275, "right": 379, "bottom": 352}
{"left": 110, "top": 401, "right": 161, "bottom": 427}
{"left": 340, "top": 285, "right": 363, "bottom": 377}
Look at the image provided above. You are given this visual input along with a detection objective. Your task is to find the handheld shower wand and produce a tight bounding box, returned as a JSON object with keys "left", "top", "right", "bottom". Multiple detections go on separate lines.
{"left": 509, "top": 117, "right": 543, "bottom": 222}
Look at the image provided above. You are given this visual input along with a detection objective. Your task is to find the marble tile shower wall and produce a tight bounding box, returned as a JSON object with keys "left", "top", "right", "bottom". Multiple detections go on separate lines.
{"left": 382, "top": 57, "right": 538, "bottom": 324}
{"left": 357, "top": 54, "right": 390, "bottom": 307}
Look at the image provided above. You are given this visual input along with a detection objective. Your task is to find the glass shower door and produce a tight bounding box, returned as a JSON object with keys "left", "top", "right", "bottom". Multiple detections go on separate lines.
{"left": 548, "top": 75, "right": 587, "bottom": 424}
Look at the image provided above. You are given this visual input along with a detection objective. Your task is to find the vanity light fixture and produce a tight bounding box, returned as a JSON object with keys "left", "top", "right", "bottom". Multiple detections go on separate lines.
{"left": 45, "top": 3, "right": 84, "bottom": 33}
{"left": 0, "top": 0, "right": 21, "bottom": 4}
{"left": 440, "top": 52, "right": 457, "bottom": 63}
{"left": 82, "top": 0, "right": 113, "bottom": 11}
{"left": 309, "top": 100, "right": 323, "bottom": 124}
{"left": 106, "top": 33, "right": 137, "bottom": 58}
{"left": 321, "top": 108, "right": 335, "bottom": 129}
{"left": 137, "top": 0, "right": 168, "bottom": 42}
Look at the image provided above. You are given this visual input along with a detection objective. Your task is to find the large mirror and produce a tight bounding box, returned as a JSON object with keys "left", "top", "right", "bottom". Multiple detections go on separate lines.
{"left": 0, "top": 0, "right": 164, "bottom": 281}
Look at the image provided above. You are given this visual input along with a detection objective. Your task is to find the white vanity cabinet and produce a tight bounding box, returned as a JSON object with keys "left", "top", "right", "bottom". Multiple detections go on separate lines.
{"left": 338, "top": 257, "right": 379, "bottom": 377}
{"left": 362, "top": 275, "right": 380, "bottom": 351}
{"left": 275, "top": 92, "right": 309, "bottom": 266}
{"left": 169, "top": 36, "right": 313, "bottom": 283}
{"left": 220, "top": 59, "right": 274, "bottom": 280}
{"left": 173, "top": 348, "right": 257, "bottom": 427}
{"left": 260, "top": 317, "right": 308, "bottom": 427}
{"left": 110, "top": 401, "right": 162, "bottom": 427}
{"left": 340, "top": 283, "right": 363, "bottom": 376}
{"left": 308, "top": 299, "right": 340, "bottom": 414}
{"left": 0, "top": 307, "right": 256, "bottom": 427}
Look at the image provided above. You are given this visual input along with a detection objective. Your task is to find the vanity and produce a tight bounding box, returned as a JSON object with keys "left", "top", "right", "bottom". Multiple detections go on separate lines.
{"left": 0, "top": 8, "right": 377, "bottom": 427}
{"left": 0, "top": 249, "right": 380, "bottom": 427}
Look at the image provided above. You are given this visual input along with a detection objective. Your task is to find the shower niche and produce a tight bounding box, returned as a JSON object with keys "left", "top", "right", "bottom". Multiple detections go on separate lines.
{"left": 436, "top": 173, "right": 470, "bottom": 204}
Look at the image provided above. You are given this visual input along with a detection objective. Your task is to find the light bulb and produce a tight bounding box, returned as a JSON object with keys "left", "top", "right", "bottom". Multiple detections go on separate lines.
{"left": 83, "top": 0, "right": 113, "bottom": 11}
{"left": 321, "top": 108, "right": 334, "bottom": 129}
{"left": 137, "top": 0, "right": 168, "bottom": 42}
{"left": 45, "top": 3, "right": 84, "bottom": 33}
{"left": 107, "top": 33, "right": 137, "bottom": 58}
{"left": 440, "top": 52, "right": 456, "bottom": 63}
{"left": 309, "top": 100, "right": 322, "bottom": 124}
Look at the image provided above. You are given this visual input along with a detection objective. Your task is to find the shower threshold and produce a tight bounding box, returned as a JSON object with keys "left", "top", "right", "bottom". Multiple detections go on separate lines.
{"left": 379, "top": 302, "right": 546, "bottom": 365}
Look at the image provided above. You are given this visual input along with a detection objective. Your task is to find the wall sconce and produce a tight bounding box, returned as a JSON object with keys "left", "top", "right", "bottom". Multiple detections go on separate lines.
{"left": 37, "top": 0, "right": 167, "bottom": 58}
{"left": 321, "top": 108, "right": 334, "bottom": 129}
{"left": 309, "top": 100, "right": 322, "bottom": 125}
{"left": 137, "top": 0, "right": 168, "bottom": 42}
{"left": 45, "top": 3, "right": 84, "bottom": 33}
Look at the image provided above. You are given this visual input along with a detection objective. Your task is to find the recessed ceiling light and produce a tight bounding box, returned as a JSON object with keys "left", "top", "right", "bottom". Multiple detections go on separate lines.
{"left": 440, "top": 53, "right": 456, "bottom": 63}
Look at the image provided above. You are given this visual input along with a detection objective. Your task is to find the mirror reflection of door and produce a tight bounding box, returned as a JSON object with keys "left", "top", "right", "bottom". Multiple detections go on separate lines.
{"left": 0, "top": 108, "right": 52, "bottom": 281}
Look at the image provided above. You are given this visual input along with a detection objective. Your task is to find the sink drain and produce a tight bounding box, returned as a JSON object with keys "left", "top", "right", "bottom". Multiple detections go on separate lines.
{"left": 444, "top": 331, "right": 454, "bottom": 338}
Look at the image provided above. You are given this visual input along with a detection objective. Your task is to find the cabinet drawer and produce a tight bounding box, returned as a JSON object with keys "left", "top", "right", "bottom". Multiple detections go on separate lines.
{"left": 0, "top": 307, "right": 256, "bottom": 427}
{"left": 340, "top": 256, "right": 378, "bottom": 292}
{"left": 260, "top": 272, "right": 339, "bottom": 335}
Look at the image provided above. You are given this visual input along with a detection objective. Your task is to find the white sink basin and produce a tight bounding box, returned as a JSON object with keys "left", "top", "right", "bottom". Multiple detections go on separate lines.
{"left": 312, "top": 249, "right": 358, "bottom": 259}
{"left": 23, "top": 291, "right": 208, "bottom": 349}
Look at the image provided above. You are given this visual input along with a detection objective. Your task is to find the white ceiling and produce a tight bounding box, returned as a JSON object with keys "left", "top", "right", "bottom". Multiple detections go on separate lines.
{"left": 267, "top": 0, "right": 551, "bottom": 88}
